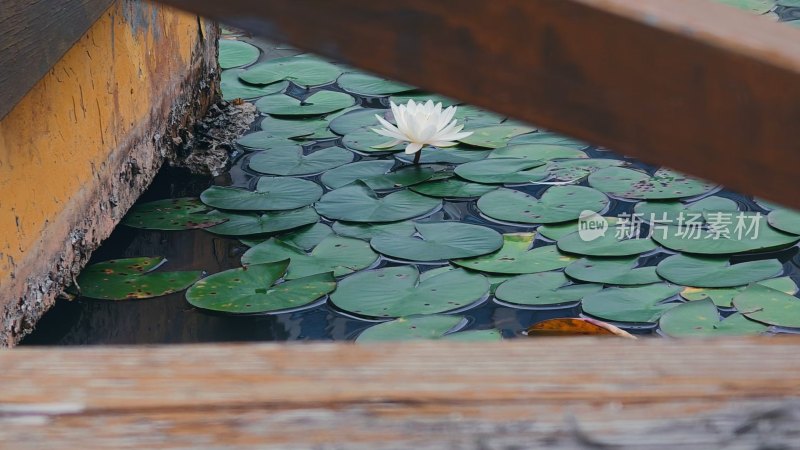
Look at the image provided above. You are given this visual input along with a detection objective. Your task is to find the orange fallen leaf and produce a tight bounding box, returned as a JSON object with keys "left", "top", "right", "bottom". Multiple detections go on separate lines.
{"left": 525, "top": 318, "right": 636, "bottom": 339}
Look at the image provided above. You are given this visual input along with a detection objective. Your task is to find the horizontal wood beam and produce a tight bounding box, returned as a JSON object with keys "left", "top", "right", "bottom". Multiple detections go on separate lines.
{"left": 0, "top": 0, "right": 115, "bottom": 119}
{"left": 0, "top": 338, "right": 799, "bottom": 447}
{"left": 159, "top": 0, "right": 800, "bottom": 209}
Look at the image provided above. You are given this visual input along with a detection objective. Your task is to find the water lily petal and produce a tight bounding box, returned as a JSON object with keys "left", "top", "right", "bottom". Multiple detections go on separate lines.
{"left": 405, "top": 142, "right": 423, "bottom": 154}
{"left": 372, "top": 127, "right": 407, "bottom": 141}
{"left": 373, "top": 139, "right": 403, "bottom": 149}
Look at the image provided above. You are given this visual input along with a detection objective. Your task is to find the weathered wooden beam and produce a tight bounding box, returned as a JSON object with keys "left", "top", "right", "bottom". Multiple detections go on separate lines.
{"left": 0, "top": 0, "right": 115, "bottom": 119}
{"left": 159, "top": 0, "right": 800, "bottom": 209}
{"left": 0, "top": 338, "right": 799, "bottom": 448}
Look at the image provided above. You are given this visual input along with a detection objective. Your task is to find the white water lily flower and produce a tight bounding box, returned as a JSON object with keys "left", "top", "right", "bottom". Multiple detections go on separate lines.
{"left": 371, "top": 100, "right": 473, "bottom": 156}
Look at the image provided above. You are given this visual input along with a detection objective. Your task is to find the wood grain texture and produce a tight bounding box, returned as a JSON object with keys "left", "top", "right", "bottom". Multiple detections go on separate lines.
{"left": 0, "top": 0, "right": 115, "bottom": 119}
{"left": 159, "top": 0, "right": 800, "bottom": 209}
{"left": 1, "top": 338, "right": 799, "bottom": 448}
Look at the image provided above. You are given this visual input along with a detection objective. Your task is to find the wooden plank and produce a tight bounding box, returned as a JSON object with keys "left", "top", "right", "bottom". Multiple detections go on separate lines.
{"left": 159, "top": 0, "right": 800, "bottom": 209}
{"left": 0, "top": 0, "right": 115, "bottom": 119}
{"left": 0, "top": 338, "right": 799, "bottom": 447}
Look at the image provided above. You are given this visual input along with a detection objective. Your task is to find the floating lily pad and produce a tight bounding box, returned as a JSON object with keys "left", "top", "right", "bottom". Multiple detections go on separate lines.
{"left": 633, "top": 196, "right": 739, "bottom": 222}
{"left": 360, "top": 166, "right": 435, "bottom": 191}
{"left": 733, "top": 284, "right": 800, "bottom": 328}
{"left": 342, "top": 129, "right": 405, "bottom": 153}
{"left": 557, "top": 223, "right": 656, "bottom": 257}
{"left": 524, "top": 159, "right": 626, "bottom": 183}
{"left": 389, "top": 92, "right": 459, "bottom": 107}
{"left": 454, "top": 158, "right": 547, "bottom": 184}
{"left": 241, "top": 235, "right": 378, "bottom": 279}
{"left": 477, "top": 186, "right": 609, "bottom": 224}
{"left": 767, "top": 208, "right": 800, "bottom": 235}
{"left": 332, "top": 220, "right": 416, "bottom": 240}
{"left": 537, "top": 222, "right": 580, "bottom": 241}
{"left": 330, "top": 266, "right": 489, "bottom": 319}
{"left": 681, "top": 276, "right": 798, "bottom": 308}
{"left": 272, "top": 223, "right": 333, "bottom": 251}
{"left": 508, "top": 132, "right": 587, "bottom": 148}
{"left": 337, "top": 72, "right": 415, "bottom": 96}
{"left": 581, "top": 283, "right": 682, "bottom": 324}
{"left": 185, "top": 260, "right": 336, "bottom": 314}
{"left": 655, "top": 254, "right": 782, "bottom": 288}
{"left": 453, "top": 105, "right": 505, "bottom": 127}
{"left": 395, "top": 147, "right": 492, "bottom": 164}
{"left": 495, "top": 272, "right": 602, "bottom": 307}
{"left": 259, "top": 116, "right": 334, "bottom": 140}
{"left": 240, "top": 55, "right": 343, "bottom": 86}
{"left": 315, "top": 182, "right": 441, "bottom": 223}
{"left": 221, "top": 70, "right": 287, "bottom": 101}
{"left": 249, "top": 146, "right": 353, "bottom": 176}
{"left": 410, "top": 179, "right": 497, "bottom": 199}
{"left": 329, "top": 108, "right": 389, "bottom": 135}
{"left": 659, "top": 299, "right": 768, "bottom": 338}
{"left": 236, "top": 133, "right": 296, "bottom": 150}
{"left": 320, "top": 161, "right": 396, "bottom": 189}
{"left": 489, "top": 144, "right": 587, "bottom": 161}
{"left": 256, "top": 91, "right": 356, "bottom": 116}
{"left": 453, "top": 233, "right": 575, "bottom": 274}
{"left": 76, "top": 257, "right": 203, "bottom": 300}
{"left": 122, "top": 198, "right": 224, "bottom": 230}
{"left": 588, "top": 167, "right": 716, "bottom": 200}
{"left": 205, "top": 207, "right": 319, "bottom": 236}
{"left": 370, "top": 222, "right": 503, "bottom": 262}
{"left": 218, "top": 40, "right": 260, "bottom": 69}
{"left": 200, "top": 177, "right": 322, "bottom": 211}
{"left": 458, "top": 125, "right": 536, "bottom": 148}
{"left": 356, "top": 316, "right": 499, "bottom": 343}
{"left": 565, "top": 257, "right": 661, "bottom": 285}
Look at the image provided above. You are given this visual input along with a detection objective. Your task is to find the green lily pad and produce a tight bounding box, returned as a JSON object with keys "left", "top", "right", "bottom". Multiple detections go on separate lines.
{"left": 453, "top": 106, "right": 505, "bottom": 127}
{"left": 218, "top": 40, "right": 260, "bottom": 69}
{"left": 320, "top": 161, "right": 396, "bottom": 189}
{"left": 342, "top": 129, "right": 405, "bottom": 153}
{"left": 495, "top": 272, "right": 602, "bottom": 307}
{"left": 259, "top": 115, "right": 335, "bottom": 140}
{"left": 360, "top": 166, "right": 435, "bottom": 191}
{"left": 659, "top": 299, "right": 768, "bottom": 338}
{"left": 370, "top": 222, "right": 503, "bottom": 262}
{"left": 249, "top": 146, "right": 353, "bottom": 176}
{"left": 410, "top": 179, "right": 497, "bottom": 199}
{"left": 256, "top": 91, "right": 356, "bottom": 116}
{"left": 337, "top": 72, "right": 415, "bottom": 96}
{"left": 733, "top": 283, "right": 800, "bottom": 328}
{"left": 557, "top": 223, "right": 656, "bottom": 257}
{"left": 767, "top": 208, "right": 800, "bottom": 235}
{"left": 240, "top": 55, "right": 343, "bottom": 86}
{"left": 271, "top": 223, "right": 333, "bottom": 251}
{"left": 76, "top": 257, "right": 203, "bottom": 300}
{"left": 205, "top": 207, "right": 319, "bottom": 236}
{"left": 655, "top": 254, "right": 783, "bottom": 288}
{"left": 355, "top": 315, "right": 497, "bottom": 343}
{"left": 508, "top": 132, "right": 587, "bottom": 148}
{"left": 489, "top": 144, "right": 587, "bottom": 161}
{"left": 236, "top": 133, "right": 296, "bottom": 150}
{"left": 477, "top": 186, "right": 609, "bottom": 224}
{"left": 221, "top": 70, "right": 287, "bottom": 101}
{"left": 329, "top": 108, "right": 389, "bottom": 135}
{"left": 523, "top": 159, "right": 626, "bottom": 183}
{"left": 588, "top": 167, "right": 717, "bottom": 200}
{"left": 389, "top": 92, "right": 459, "bottom": 107}
{"left": 453, "top": 233, "right": 576, "bottom": 274}
{"left": 454, "top": 158, "right": 547, "bottom": 184}
{"left": 633, "top": 195, "right": 739, "bottom": 222}
{"left": 332, "top": 220, "right": 416, "bottom": 240}
{"left": 537, "top": 222, "right": 579, "bottom": 241}
{"left": 565, "top": 257, "right": 661, "bottom": 285}
{"left": 200, "top": 177, "right": 322, "bottom": 211}
{"left": 121, "top": 198, "right": 224, "bottom": 230}
{"left": 395, "top": 147, "right": 492, "bottom": 164}
{"left": 241, "top": 235, "right": 378, "bottom": 279}
{"left": 581, "top": 283, "right": 682, "bottom": 324}
{"left": 315, "top": 182, "right": 441, "bottom": 223}
{"left": 458, "top": 125, "right": 536, "bottom": 148}
{"left": 330, "top": 266, "right": 489, "bottom": 319}
{"left": 185, "top": 260, "right": 336, "bottom": 314}
{"left": 681, "top": 276, "right": 798, "bottom": 308}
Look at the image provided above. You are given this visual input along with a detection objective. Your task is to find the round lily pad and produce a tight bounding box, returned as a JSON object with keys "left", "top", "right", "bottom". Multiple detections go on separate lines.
{"left": 659, "top": 299, "right": 768, "bottom": 338}
{"left": 524, "top": 159, "right": 626, "bottom": 183}
{"left": 370, "top": 222, "right": 503, "bottom": 262}
{"left": 236, "top": 132, "right": 296, "bottom": 151}
{"left": 681, "top": 276, "right": 798, "bottom": 308}
{"left": 453, "top": 106, "right": 505, "bottom": 127}
{"left": 330, "top": 266, "right": 489, "bottom": 319}
{"left": 205, "top": 207, "right": 319, "bottom": 236}
{"left": 260, "top": 116, "right": 334, "bottom": 140}
{"left": 329, "top": 108, "right": 390, "bottom": 135}
{"left": 410, "top": 179, "right": 497, "bottom": 199}
{"left": 588, "top": 167, "right": 717, "bottom": 200}
{"left": 249, "top": 146, "right": 353, "bottom": 176}
{"left": 454, "top": 158, "right": 547, "bottom": 184}
{"left": 489, "top": 144, "right": 587, "bottom": 161}
{"left": 508, "top": 132, "right": 587, "bottom": 148}
{"left": 221, "top": 70, "right": 287, "bottom": 101}
{"left": 557, "top": 226, "right": 656, "bottom": 257}
{"left": 320, "top": 160, "right": 396, "bottom": 189}
{"left": 458, "top": 125, "right": 536, "bottom": 148}
{"left": 332, "top": 220, "right": 416, "bottom": 240}
{"left": 272, "top": 223, "right": 333, "bottom": 251}
{"left": 218, "top": 39, "right": 260, "bottom": 69}
{"left": 185, "top": 260, "right": 336, "bottom": 314}
{"left": 395, "top": 147, "right": 492, "bottom": 164}
{"left": 389, "top": 92, "right": 459, "bottom": 107}
{"left": 495, "top": 272, "right": 602, "bottom": 307}
{"left": 767, "top": 208, "right": 800, "bottom": 235}
{"left": 565, "top": 257, "right": 660, "bottom": 286}
{"left": 315, "top": 182, "right": 441, "bottom": 223}
{"left": 655, "top": 254, "right": 783, "bottom": 288}
{"left": 241, "top": 235, "right": 378, "bottom": 279}
{"left": 359, "top": 166, "right": 435, "bottom": 191}
{"left": 200, "top": 177, "right": 322, "bottom": 211}
{"left": 121, "top": 198, "right": 224, "bottom": 230}
{"left": 240, "top": 55, "right": 343, "bottom": 86}
{"left": 477, "top": 186, "right": 609, "bottom": 224}
{"left": 76, "top": 257, "right": 203, "bottom": 300}
{"left": 337, "top": 72, "right": 415, "bottom": 96}
{"left": 256, "top": 91, "right": 356, "bottom": 116}
{"left": 537, "top": 222, "right": 579, "bottom": 241}
{"left": 633, "top": 196, "right": 739, "bottom": 223}
{"left": 581, "top": 283, "right": 682, "bottom": 324}
{"left": 452, "top": 233, "right": 576, "bottom": 274}
{"left": 342, "top": 129, "right": 405, "bottom": 153}
{"left": 733, "top": 283, "right": 800, "bottom": 328}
